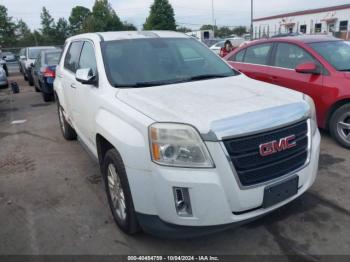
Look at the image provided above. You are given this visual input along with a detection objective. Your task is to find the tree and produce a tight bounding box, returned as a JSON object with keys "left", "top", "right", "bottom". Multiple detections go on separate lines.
{"left": 69, "top": 6, "right": 91, "bottom": 34}
{"left": 232, "top": 26, "right": 248, "bottom": 36}
{"left": 54, "top": 18, "right": 70, "bottom": 44}
{"left": 87, "top": 0, "right": 123, "bottom": 32}
{"left": 143, "top": 0, "right": 176, "bottom": 30}
{"left": 122, "top": 21, "right": 137, "bottom": 31}
{"left": 0, "top": 5, "right": 16, "bottom": 47}
{"left": 176, "top": 26, "right": 191, "bottom": 33}
{"left": 40, "top": 7, "right": 55, "bottom": 37}
{"left": 15, "top": 19, "right": 35, "bottom": 47}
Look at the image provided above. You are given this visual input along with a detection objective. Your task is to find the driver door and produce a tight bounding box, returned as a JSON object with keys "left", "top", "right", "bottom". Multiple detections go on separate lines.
{"left": 267, "top": 43, "right": 324, "bottom": 121}
{"left": 71, "top": 41, "right": 99, "bottom": 146}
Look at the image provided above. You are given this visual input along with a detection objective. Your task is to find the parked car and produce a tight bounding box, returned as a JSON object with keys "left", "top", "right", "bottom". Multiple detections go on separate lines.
{"left": 32, "top": 49, "right": 62, "bottom": 102}
{"left": 2, "top": 52, "right": 16, "bottom": 62}
{"left": 0, "top": 67, "right": 8, "bottom": 88}
{"left": 210, "top": 37, "right": 245, "bottom": 55}
{"left": 0, "top": 58, "right": 8, "bottom": 76}
{"left": 54, "top": 31, "right": 320, "bottom": 238}
{"left": 18, "top": 46, "right": 57, "bottom": 86}
{"left": 225, "top": 35, "right": 350, "bottom": 148}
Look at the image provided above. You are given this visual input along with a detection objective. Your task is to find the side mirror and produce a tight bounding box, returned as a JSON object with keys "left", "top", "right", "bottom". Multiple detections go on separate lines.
{"left": 76, "top": 68, "right": 97, "bottom": 85}
{"left": 295, "top": 62, "right": 321, "bottom": 75}
{"left": 20, "top": 55, "right": 26, "bottom": 60}
{"left": 2, "top": 56, "right": 6, "bottom": 60}
{"left": 30, "top": 63, "right": 35, "bottom": 67}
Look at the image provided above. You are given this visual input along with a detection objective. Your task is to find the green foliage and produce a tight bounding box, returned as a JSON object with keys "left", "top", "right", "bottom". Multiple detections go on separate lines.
{"left": 176, "top": 26, "right": 191, "bottom": 33}
{"left": 87, "top": 0, "right": 123, "bottom": 32}
{"left": 0, "top": 5, "right": 16, "bottom": 47}
{"left": 69, "top": 6, "right": 91, "bottom": 35}
{"left": 200, "top": 24, "right": 247, "bottom": 38}
{"left": 143, "top": 0, "right": 176, "bottom": 30}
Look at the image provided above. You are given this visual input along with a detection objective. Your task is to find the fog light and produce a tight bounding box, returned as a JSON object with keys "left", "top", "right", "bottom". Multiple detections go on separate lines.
{"left": 173, "top": 187, "right": 192, "bottom": 217}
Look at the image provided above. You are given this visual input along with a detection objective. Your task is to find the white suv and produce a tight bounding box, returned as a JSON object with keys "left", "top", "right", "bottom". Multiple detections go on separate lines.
{"left": 54, "top": 31, "right": 320, "bottom": 238}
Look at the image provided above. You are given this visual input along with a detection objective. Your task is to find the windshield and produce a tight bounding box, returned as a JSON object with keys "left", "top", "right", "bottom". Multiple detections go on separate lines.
{"left": 309, "top": 41, "right": 350, "bottom": 71}
{"left": 101, "top": 38, "right": 238, "bottom": 88}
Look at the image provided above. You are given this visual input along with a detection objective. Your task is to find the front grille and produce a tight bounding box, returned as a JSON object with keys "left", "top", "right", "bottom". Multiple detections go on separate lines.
{"left": 223, "top": 120, "right": 309, "bottom": 187}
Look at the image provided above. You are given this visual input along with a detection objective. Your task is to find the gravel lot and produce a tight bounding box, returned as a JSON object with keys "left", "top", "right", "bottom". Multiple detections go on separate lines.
{"left": 0, "top": 72, "right": 350, "bottom": 258}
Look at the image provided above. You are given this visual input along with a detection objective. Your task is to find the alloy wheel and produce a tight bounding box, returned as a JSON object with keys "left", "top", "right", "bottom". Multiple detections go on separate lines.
{"left": 107, "top": 163, "right": 127, "bottom": 222}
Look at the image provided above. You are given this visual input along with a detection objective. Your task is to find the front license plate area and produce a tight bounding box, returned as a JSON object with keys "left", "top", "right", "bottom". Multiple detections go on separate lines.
{"left": 263, "top": 176, "right": 299, "bottom": 208}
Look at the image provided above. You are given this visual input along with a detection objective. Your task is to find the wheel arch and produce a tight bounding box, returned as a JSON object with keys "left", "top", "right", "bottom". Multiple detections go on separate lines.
{"left": 325, "top": 98, "right": 350, "bottom": 130}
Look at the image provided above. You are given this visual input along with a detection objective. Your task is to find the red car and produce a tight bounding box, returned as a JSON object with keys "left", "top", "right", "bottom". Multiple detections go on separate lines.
{"left": 225, "top": 35, "right": 350, "bottom": 149}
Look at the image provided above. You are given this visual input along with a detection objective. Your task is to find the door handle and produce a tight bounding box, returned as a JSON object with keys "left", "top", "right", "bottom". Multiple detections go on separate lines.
{"left": 70, "top": 83, "right": 77, "bottom": 89}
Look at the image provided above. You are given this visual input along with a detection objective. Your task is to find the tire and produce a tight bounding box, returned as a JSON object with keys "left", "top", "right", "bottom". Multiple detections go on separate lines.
{"left": 330, "top": 104, "right": 350, "bottom": 149}
{"left": 57, "top": 101, "right": 77, "bottom": 141}
{"left": 35, "top": 85, "right": 41, "bottom": 92}
{"left": 102, "top": 149, "right": 140, "bottom": 235}
{"left": 43, "top": 92, "right": 54, "bottom": 102}
{"left": 28, "top": 74, "right": 34, "bottom": 86}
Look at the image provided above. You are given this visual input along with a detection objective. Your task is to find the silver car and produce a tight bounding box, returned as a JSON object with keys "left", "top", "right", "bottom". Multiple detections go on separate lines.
{"left": 0, "top": 67, "right": 8, "bottom": 88}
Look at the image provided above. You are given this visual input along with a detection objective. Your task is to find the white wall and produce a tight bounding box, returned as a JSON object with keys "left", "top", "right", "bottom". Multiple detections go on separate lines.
{"left": 253, "top": 8, "right": 350, "bottom": 38}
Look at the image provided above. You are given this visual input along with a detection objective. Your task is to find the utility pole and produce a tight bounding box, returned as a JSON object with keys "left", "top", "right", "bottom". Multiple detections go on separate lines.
{"left": 250, "top": 0, "right": 254, "bottom": 39}
{"left": 212, "top": 0, "right": 215, "bottom": 38}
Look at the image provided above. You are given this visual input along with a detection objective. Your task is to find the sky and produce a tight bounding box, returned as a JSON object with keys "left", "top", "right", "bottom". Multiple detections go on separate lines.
{"left": 1, "top": 0, "right": 350, "bottom": 30}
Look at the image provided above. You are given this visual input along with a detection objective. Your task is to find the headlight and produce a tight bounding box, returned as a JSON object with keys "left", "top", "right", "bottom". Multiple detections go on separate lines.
{"left": 149, "top": 123, "right": 214, "bottom": 168}
{"left": 303, "top": 94, "right": 317, "bottom": 135}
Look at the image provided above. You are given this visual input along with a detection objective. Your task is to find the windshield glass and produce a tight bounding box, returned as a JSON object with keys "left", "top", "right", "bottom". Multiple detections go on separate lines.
{"left": 309, "top": 41, "right": 350, "bottom": 71}
{"left": 102, "top": 38, "right": 238, "bottom": 87}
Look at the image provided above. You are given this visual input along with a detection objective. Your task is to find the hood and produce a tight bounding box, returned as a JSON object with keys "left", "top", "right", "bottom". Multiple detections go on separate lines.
{"left": 116, "top": 75, "right": 309, "bottom": 139}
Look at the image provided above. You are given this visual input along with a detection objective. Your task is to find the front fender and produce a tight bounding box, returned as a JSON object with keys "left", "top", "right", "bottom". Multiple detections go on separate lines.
{"left": 95, "top": 108, "right": 152, "bottom": 171}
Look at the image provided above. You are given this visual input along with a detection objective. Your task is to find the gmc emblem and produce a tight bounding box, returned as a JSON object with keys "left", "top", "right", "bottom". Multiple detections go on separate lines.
{"left": 259, "top": 135, "right": 297, "bottom": 157}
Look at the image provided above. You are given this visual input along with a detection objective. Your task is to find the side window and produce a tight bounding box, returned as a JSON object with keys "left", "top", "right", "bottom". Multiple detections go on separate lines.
{"left": 64, "top": 41, "right": 83, "bottom": 73}
{"left": 244, "top": 44, "right": 272, "bottom": 65}
{"left": 274, "top": 43, "right": 315, "bottom": 69}
{"left": 78, "top": 41, "right": 97, "bottom": 75}
{"left": 230, "top": 49, "right": 246, "bottom": 62}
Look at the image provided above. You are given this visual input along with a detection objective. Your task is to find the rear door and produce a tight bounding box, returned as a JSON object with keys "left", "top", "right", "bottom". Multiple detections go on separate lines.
{"left": 227, "top": 43, "right": 274, "bottom": 82}
{"left": 268, "top": 42, "right": 324, "bottom": 111}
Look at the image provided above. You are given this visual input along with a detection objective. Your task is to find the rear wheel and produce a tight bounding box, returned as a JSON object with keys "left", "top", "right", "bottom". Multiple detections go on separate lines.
{"left": 103, "top": 149, "right": 140, "bottom": 235}
{"left": 57, "top": 101, "right": 77, "bottom": 140}
{"left": 43, "top": 92, "right": 54, "bottom": 102}
{"left": 330, "top": 104, "right": 350, "bottom": 149}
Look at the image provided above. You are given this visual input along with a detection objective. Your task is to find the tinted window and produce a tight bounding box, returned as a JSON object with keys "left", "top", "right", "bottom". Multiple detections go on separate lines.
{"left": 340, "top": 21, "right": 348, "bottom": 31}
{"left": 274, "top": 43, "right": 314, "bottom": 69}
{"left": 102, "top": 38, "right": 238, "bottom": 88}
{"left": 64, "top": 42, "right": 83, "bottom": 73}
{"left": 45, "top": 51, "right": 61, "bottom": 65}
{"left": 244, "top": 44, "right": 272, "bottom": 65}
{"left": 310, "top": 41, "right": 350, "bottom": 71}
{"left": 78, "top": 42, "right": 97, "bottom": 75}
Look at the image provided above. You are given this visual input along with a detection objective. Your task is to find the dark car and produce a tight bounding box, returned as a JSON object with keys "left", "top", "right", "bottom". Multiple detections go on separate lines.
{"left": 32, "top": 49, "right": 62, "bottom": 102}
{"left": 225, "top": 35, "right": 350, "bottom": 148}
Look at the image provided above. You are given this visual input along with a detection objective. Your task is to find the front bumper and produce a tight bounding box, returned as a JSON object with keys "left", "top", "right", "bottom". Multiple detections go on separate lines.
{"left": 0, "top": 79, "right": 8, "bottom": 88}
{"left": 127, "top": 130, "right": 320, "bottom": 237}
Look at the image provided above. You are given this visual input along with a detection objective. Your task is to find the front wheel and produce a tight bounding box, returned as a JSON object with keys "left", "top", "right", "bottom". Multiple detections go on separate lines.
{"left": 103, "top": 149, "right": 140, "bottom": 235}
{"left": 330, "top": 104, "right": 350, "bottom": 149}
{"left": 57, "top": 102, "right": 77, "bottom": 141}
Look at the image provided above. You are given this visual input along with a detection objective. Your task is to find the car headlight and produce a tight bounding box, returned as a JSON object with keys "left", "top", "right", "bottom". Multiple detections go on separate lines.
{"left": 303, "top": 94, "right": 317, "bottom": 135}
{"left": 149, "top": 123, "right": 214, "bottom": 168}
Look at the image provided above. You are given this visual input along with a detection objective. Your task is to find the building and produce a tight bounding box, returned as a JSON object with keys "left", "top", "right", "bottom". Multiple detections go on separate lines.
{"left": 253, "top": 4, "right": 350, "bottom": 39}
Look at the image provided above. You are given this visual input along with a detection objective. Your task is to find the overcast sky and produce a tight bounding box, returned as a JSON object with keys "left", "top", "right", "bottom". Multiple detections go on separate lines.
{"left": 2, "top": 0, "right": 350, "bottom": 30}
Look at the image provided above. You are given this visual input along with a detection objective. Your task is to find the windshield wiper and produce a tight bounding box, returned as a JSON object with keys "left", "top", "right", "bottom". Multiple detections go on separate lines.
{"left": 113, "top": 80, "right": 186, "bottom": 88}
{"left": 188, "top": 74, "right": 231, "bottom": 81}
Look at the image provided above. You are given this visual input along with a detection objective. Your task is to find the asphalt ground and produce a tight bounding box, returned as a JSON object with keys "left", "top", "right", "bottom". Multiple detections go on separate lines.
{"left": 0, "top": 70, "right": 349, "bottom": 258}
